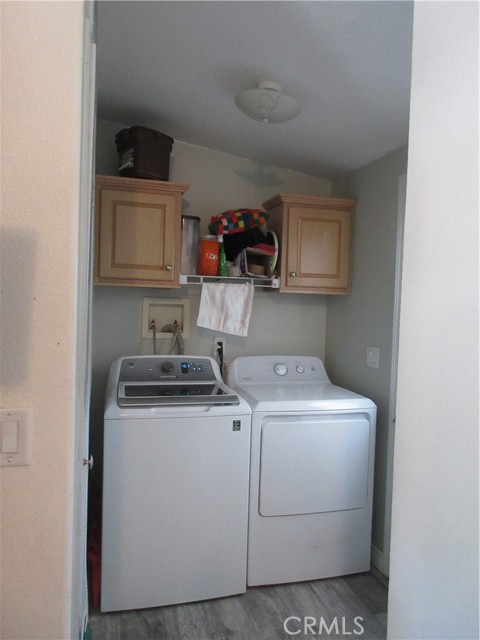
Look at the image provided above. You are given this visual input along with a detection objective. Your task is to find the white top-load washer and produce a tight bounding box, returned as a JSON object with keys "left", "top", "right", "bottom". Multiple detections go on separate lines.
{"left": 227, "top": 355, "right": 376, "bottom": 586}
{"left": 101, "top": 355, "right": 252, "bottom": 612}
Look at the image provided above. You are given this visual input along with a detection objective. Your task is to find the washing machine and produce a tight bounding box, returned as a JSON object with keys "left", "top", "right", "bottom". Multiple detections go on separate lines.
{"left": 227, "top": 355, "right": 376, "bottom": 586}
{"left": 101, "top": 355, "right": 252, "bottom": 612}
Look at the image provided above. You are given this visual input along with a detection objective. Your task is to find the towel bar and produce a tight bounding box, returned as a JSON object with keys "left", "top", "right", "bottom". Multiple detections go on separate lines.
{"left": 180, "top": 274, "right": 280, "bottom": 288}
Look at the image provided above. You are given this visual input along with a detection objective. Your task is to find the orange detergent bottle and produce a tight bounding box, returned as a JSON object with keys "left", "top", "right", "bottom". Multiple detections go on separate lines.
{"left": 198, "top": 235, "right": 219, "bottom": 276}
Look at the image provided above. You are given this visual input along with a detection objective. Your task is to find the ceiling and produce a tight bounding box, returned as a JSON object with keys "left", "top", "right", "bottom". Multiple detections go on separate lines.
{"left": 95, "top": 1, "right": 413, "bottom": 179}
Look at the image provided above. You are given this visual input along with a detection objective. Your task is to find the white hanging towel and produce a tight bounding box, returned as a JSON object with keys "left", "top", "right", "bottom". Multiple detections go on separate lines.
{"left": 197, "top": 282, "right": 254, "bottom": 337}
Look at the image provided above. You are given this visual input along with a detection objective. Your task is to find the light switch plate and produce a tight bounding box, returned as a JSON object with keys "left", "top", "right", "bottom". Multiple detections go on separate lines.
{"left": 1, "top": 409, "right": 32, "bottom": 466}
{"left": 366, "top": 346, "right": 380, "bottom": 369}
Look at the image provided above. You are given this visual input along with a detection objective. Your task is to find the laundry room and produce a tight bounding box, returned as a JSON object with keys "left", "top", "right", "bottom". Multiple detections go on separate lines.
{"left": 2, "top": 1, "right": 478, "bottom": 639}
{"left": 90, "top": 3, "right": 411, "bottom": 574}
{"left": 88, "top": 2, "right": 411, "bottom": 601}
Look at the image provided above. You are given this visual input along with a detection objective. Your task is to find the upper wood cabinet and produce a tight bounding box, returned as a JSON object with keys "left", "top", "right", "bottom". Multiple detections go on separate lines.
{"left": 263, "top": 193, "right": 355, "bottom": 295}
{"left": 94, "top": 175, "right": 188, "bottom": 288}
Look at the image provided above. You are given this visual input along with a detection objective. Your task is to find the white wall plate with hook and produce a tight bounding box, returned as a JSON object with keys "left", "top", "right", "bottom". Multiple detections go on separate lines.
{"left": 142, "top": 298, "right": 190, "bottom": 339}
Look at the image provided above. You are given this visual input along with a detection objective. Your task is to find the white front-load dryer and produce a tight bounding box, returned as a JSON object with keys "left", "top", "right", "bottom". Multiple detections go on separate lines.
{"left": 227, "top": 355, "right": 376, "bottom": 586}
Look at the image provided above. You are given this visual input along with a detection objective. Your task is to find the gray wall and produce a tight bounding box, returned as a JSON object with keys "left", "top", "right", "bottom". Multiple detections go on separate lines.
{"left": 91, "top": 119, "right": 332, "bottom": 484}
{"left": 328, "top": 146, "right": 408, "bottom": 567}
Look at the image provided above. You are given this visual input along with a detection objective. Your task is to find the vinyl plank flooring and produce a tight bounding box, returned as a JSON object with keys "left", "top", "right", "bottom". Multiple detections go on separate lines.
{"left": 345, "top": 572, "right": 389, "bottom": 614}
{"left": 240, "top": 584, "right": 298, "bottom": 640}
{"left": 141, "top": 602, "right": 187, "bottom": 639}
{"left": 309, "top": 576, "right": 387, "bottom": 639}
{"left": 89, "top": 572, "right": 388, "bottom": 640}
{"left": 268, "top": 581, "right": 335, "bottom": 637}
{"left": 201, "top": 592, "right": 262, "bottom": 640}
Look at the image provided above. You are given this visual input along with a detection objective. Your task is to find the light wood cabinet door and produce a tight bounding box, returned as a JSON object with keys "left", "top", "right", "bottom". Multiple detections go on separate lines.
{"left": 94, "top": 175, "right": 188, "bottom": 288}
{"left": 263, "top": 194, "right": 355, "bottom": 294}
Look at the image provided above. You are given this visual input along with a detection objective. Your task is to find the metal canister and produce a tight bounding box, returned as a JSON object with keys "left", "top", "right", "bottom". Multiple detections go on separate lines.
{"left": 181, "top": 216, "right": 200, "bottom": 274}
{"left": 198, "top": 235, "right": 219, "bottom": 276}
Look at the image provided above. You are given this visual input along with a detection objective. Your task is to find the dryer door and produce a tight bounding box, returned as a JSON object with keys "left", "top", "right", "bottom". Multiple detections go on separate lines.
{"left": 258, "top": 414, "right": 372, "bottom": 516}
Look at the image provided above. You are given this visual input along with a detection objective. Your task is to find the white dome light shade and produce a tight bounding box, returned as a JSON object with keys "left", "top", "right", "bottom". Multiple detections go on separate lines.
{"left": 235, "top": 81, "right": 301, "bottom": 123}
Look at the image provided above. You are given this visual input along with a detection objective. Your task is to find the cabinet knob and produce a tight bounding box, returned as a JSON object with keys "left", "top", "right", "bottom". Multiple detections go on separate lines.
{"left": 289, "top": 271, "right": 297, "bottom": 277}
{"left": 165, "top": 264, "right": 173, "bottom": 272}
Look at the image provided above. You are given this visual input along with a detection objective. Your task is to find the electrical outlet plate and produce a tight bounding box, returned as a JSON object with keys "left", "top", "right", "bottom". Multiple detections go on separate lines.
{"left": 142, "top": 298, "right": 190, "bottom": 339}
{"left": 213, "top": 337, "right": 226, "bottom": 360}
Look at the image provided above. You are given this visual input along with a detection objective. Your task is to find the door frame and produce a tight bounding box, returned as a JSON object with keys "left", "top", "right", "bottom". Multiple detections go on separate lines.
{"left": 382, "top": 172, "right": 407, "bottom": 575}
{"left": 71, "top": 2, "right": 96, "bottom": 637}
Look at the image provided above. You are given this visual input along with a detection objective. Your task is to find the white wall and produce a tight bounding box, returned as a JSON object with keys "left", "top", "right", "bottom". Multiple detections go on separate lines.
{"left": 90, "top": 119, "right": 332, "bottom": 484}
{"left": 0, "top": 2, "right": 84, "bottom": 638}
{"left": 388, "top": 3, "right": 479, "bottom": 638}
{"left": 328, "top": 146, "right": 408, "bottom": 572}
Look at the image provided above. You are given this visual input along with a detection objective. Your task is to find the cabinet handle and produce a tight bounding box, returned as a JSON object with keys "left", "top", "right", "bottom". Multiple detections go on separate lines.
{"left": 289, "top": 271, "right": 297, "bottom": 277}
{"left": 166, "top": 264, "right": 173, "bottom": 272}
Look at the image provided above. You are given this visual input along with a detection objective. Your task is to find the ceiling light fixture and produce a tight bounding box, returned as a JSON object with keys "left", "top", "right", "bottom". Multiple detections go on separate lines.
{"left": 234, "top": 81, "right": 301, "bottom": 123}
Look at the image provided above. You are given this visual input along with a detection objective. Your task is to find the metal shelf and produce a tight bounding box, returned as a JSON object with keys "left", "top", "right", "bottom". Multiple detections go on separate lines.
{"left": 179, "top": 274, "right": 280, "bottom": 289}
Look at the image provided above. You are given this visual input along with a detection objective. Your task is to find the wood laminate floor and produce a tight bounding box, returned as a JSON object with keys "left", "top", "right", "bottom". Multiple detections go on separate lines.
{"left": 89, "top": 571, "right": 388, "bottom": 640}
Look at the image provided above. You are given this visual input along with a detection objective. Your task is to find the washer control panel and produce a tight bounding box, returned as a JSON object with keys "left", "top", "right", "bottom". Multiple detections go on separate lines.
{"left": 119, "top": 356, "right": 217, "bottom": 382}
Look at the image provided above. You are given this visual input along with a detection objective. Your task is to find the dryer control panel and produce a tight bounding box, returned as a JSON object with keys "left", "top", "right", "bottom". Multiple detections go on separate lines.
{"left": 228, "top": 355, "right": 330, "bottom": 384}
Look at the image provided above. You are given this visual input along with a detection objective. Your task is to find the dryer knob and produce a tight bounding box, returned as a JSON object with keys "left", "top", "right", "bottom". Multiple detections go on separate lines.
{"left": 161, "top": 361, "right": 174, "bottom": 374}
{"left": 296, "top": 364, "right": 305, "bottom": 374}
{"left": 274, "top": 363, "right": 288, "bottom": 376}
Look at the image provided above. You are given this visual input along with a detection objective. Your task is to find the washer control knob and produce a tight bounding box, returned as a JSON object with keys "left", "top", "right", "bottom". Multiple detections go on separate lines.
{"left": 296, "top": 364, "right": 305, "bottom": 374}
{"left": 161, "top": 361, "right": 174, "bottom": 374}
{"left": 274, "top": 363, "right": 288, "bottom": 376}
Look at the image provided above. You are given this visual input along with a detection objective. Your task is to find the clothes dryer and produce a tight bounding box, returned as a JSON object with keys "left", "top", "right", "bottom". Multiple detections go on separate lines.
{"left": 227, "top": 355, "right": 376, "bottom": 586}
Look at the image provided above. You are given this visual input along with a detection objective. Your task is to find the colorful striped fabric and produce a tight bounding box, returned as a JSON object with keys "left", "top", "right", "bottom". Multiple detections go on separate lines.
{"left": 209, "top": 209, "right": 269, "bottom": 235}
